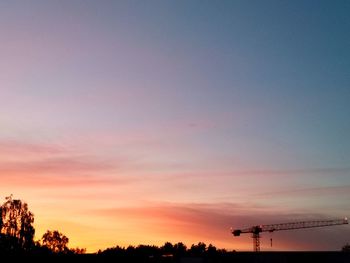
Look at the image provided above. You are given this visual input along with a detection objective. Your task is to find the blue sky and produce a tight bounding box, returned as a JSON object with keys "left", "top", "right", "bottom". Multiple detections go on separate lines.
{"left": 0, "top": 0, "right": 349, "bottom": 251}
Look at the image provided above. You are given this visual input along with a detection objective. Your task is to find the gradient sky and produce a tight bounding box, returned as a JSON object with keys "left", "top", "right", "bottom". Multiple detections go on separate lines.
{"left": 0, "top": 0, "right": 349, "bottom": 252}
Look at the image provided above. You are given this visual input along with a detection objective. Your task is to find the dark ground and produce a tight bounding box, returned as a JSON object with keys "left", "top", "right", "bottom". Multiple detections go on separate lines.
{"left": 1, "top": 252, "right": 349, "bottom": 263}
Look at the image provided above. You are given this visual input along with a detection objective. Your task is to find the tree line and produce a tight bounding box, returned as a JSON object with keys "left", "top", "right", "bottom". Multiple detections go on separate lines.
{"left": 0, "top": 195, "right": 84, "bottom": 254}
{"left": 1, "top": 195, "right": 349, "bottom": 257}
{"left": 0, "top": 195, "right": 228, "bottom": 257}
{"left": 99, "top": 241, "right": 231, "bottom": 259}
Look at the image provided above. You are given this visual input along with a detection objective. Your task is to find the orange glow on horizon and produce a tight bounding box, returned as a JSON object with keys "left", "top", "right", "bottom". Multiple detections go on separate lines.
{"left": 0, "top": 140, "right": 349, "bottom": 252}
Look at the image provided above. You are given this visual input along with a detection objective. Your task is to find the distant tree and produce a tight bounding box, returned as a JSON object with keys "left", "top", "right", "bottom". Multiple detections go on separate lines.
{"left": 218, "top": 248, "right": 230, "bottom": 253}
{"left": 125, "top": 245, "right": 135, "bottom": 256}
{"left": 190, "top": 242, "right": 206, "bottom": 256}
{"left": 161, "top": 242, "right": 174, "bottom": 255}
{"left": 135, "top": 244, "right": 160, "bottom": 258}
{"left": 0, "top": 195, "right": 35, "bottom": 251}
{"left": 207, "top": 243, "right": 217, "bottom": 256}
{"left": 70, "top": 247, "right": 86, "bottom": 254}
{"left": 100, "top": 245, "right": 125, "bottom": 256}
{"left": 342, "top": 243, "right": 350, "bottom": 252}
{"left": 41, "top": 230, "right": 69, "bottom": 253}
{"left": 173, "top": 242, "right": 187, "bottom": 257}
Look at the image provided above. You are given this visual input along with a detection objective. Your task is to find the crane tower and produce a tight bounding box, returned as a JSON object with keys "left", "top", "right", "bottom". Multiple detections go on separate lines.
{"left": 232, "top": 217, "right": 348, "bottom": 252}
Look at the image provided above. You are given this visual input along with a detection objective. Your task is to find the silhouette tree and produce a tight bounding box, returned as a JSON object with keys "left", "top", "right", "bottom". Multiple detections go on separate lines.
{"left": 70, "top": 247, "right": 86, "bottom": 254}
{"left": 135, "top": 244, "right": 160, "bottom": 258}
{"left": 99, "top": 245, "right": 125, "bottom": 256}
{"left": 41, "top": 230, "right": 69, "bottom": 253}
{"left": 161, "top": 242, "right": 174, "bottom": 256}
{"left": 173, "top": 242, "right": 187, "bottom": 256}
{"left": 207, "top": 243, "right": 217, "bottom": 256}
{"left": 0, "top": 195, "right": 35, "bottom": 251}
{"left": 189, "top": 242, "right": 206, "bottom": 256}
{"left": 342, "top": 243, "right": 350, "bottom": 252}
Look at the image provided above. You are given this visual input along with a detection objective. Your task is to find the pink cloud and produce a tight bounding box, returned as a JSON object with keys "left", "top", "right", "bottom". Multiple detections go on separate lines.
{"left": 0, "top": 138, "right": 133, "bottom": 175}
{"left": 0, "top": 139, "right": 135, "bottom": 189}
{"left": 0, "top": 139, "right": 67, "bottom": 156}
{"left": 0, "top": 173, "right": 125, "bottom": 189}
{"left": 0, "top": 156, "right": 115, "bottom": 174}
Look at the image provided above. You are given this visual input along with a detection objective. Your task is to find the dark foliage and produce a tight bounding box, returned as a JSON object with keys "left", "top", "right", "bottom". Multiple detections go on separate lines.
{"left": 0, "top": 195, "right": 349, "bottom": 263}
{"left": 41, "top": 230, "right": 69, "bottom": 253}
{"left": 342, "top": 243, "right": 350, "bottom": 252}
{"left": 0, "top": 195, "right": 35, "bottom": 251}
{"left": 98, "top": 241, "right": 231, "bottom": 261}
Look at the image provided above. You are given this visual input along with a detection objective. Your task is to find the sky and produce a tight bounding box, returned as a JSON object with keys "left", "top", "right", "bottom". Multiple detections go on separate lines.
{"left": 0, "top": 0, "right": 349, "bottom": 252}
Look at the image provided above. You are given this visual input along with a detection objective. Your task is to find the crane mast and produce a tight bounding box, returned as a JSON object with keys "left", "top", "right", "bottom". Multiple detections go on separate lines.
{"left": 232, "top": 217, "right": 348, "bottom": 252}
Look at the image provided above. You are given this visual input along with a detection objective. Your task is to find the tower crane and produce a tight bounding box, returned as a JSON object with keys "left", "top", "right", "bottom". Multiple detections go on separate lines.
{"left": 232, "top": 217, "right": 348, "bottom": 252}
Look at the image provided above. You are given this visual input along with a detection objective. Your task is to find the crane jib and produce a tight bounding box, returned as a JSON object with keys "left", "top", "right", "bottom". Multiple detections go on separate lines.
{"left": 231, "top": 217, "right": 348, "bottom": 252}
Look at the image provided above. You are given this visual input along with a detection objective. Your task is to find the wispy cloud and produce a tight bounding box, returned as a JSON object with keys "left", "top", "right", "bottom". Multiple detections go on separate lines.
{"left": 235, "top": 167, "right": 350, "bottom": 176}
{"left": 0, "top": 139, "right": 132, "bottom": 189}
{"left": 257, "top": 185, "right": 350, "bottom": 198}
{"left": 0, "top": 139, "right": 67, "bottom": 157}
{"left": 0, "top": 156, "right": 114, "bottom": 174}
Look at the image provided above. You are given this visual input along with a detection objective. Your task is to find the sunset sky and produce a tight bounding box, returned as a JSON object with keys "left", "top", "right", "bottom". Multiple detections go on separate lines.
{"left": 0, "top": 0, "right": 349, "bottom": 252}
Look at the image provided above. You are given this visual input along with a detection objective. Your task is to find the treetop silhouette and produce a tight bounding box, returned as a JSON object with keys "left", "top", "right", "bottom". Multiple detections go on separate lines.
{"left": 0, "top": 195, "right": 35, "bottom": 251}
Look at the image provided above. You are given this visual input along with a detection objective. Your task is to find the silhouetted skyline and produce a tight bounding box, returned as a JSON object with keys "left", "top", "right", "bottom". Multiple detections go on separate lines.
{"left": 0, "top": 0, "right": 349, "bottom": 252}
